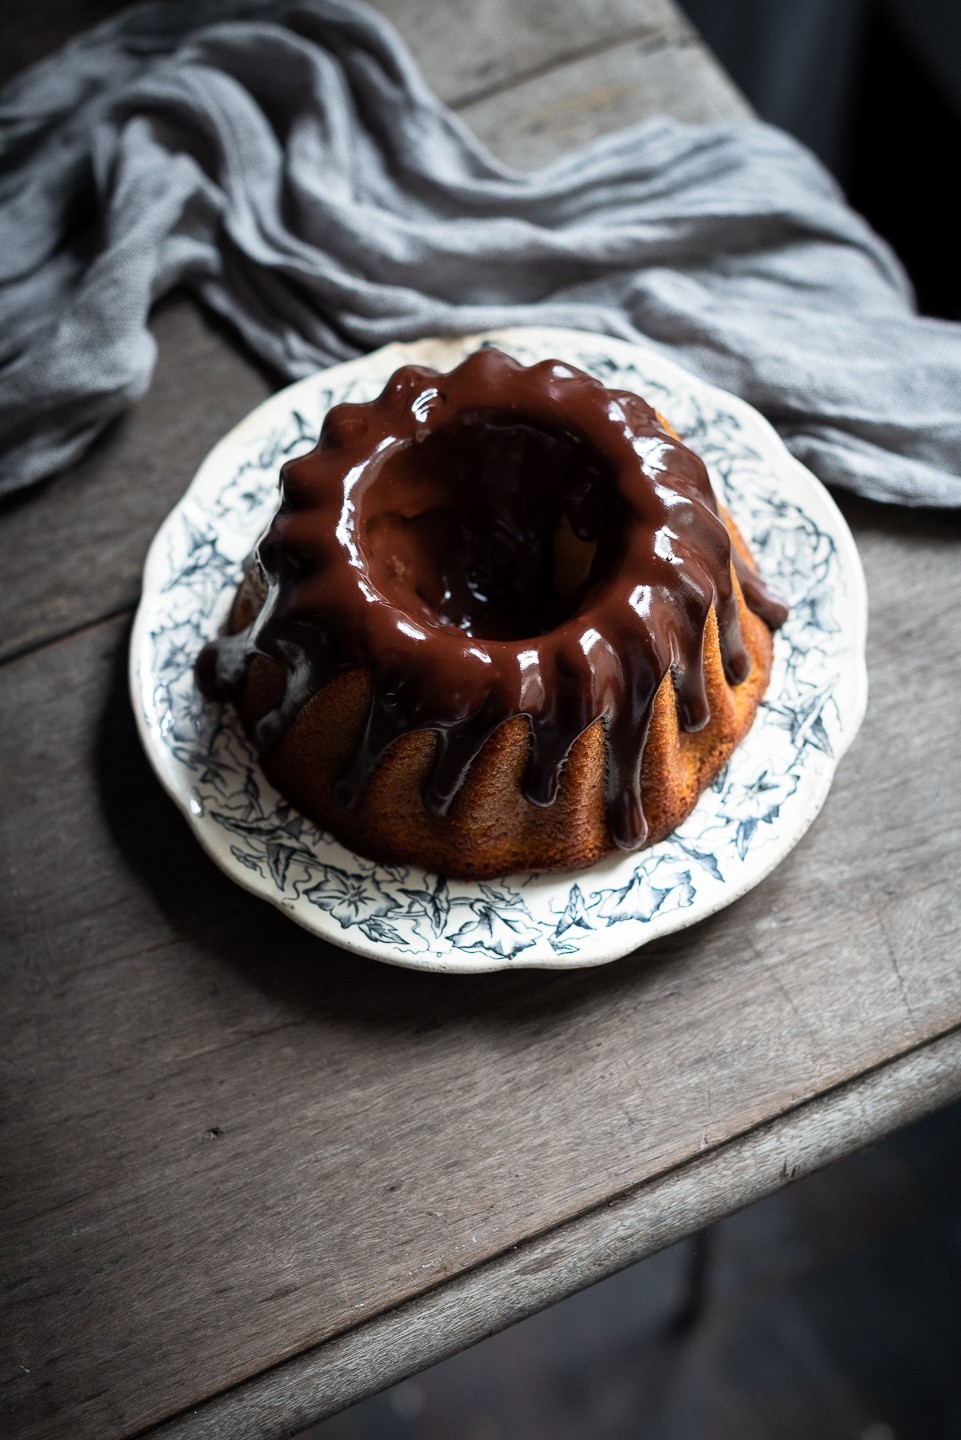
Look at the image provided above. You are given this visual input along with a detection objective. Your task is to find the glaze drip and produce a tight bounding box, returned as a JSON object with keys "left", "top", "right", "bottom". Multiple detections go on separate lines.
{"left": 199, "top": 349, "right": 787, "bottom": 851}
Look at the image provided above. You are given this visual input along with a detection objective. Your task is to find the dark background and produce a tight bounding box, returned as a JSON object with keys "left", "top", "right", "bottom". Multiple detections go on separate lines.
{"left": 307, "top": 1103, "right": 961, "bottom": 1439}
{"left": 680, "top": 0, "right": 961, "bottom": 321}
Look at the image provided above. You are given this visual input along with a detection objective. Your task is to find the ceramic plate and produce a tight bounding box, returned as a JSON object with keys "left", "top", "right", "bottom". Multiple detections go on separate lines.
{"left": 130, "top": 326, "right": 867, "bottom": 972}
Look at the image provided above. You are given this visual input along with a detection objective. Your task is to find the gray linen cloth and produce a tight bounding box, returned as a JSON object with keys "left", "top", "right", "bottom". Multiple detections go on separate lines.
{"left": 1, "top": 0, "right": 959, "bottom": 505}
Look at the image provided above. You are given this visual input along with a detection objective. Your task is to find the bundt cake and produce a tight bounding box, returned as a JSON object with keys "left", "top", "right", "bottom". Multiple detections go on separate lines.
{"left": 197, "top": 347, "right": 787, "bottom": 878}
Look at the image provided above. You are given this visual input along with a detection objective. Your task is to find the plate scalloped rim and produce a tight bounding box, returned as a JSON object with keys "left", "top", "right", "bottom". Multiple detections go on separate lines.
{"left": 130, "top": 326, "right": 867, "bottom": 973}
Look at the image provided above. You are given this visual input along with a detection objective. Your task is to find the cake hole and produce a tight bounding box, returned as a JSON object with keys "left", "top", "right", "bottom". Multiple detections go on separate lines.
{"left": 359, "top": 411, "right": 622, "bottom": 641}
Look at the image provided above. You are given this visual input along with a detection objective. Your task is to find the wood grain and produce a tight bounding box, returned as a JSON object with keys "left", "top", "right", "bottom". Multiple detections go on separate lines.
{"left": 366, "top": 0, "right": 685, "bottom": 108}
{"left": 463, "top": 33, "right": 751, "bottom": 171}
{"left": 2, "top": 2, "right": 960, "bottom": 1439}
{"left": 0, "top": 299, "right": 273, "bottom": 664}
{"left": 0, "top": 0, "right": 708, "bottom": 662}
{"left": 0, "top": 0, "right": 682, "bottom": 104}
{"left": 2, "top": 482, "right": 961, "bottom": 1439}
{"left": 140, "top": 1029, "right": 961, "bottom": 1440}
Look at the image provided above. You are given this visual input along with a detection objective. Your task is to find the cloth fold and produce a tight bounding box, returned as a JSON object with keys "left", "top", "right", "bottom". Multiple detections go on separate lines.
{"left": 1, "top": 0, "right": 959, "bottom": 505}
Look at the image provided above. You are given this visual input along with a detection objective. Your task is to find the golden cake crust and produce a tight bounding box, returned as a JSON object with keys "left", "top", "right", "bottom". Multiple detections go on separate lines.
{"left": 227, "top": 512, "right": 774, "bottom": 879}
{"left": 199, "top": 350, "right": 786, "bottom": 879}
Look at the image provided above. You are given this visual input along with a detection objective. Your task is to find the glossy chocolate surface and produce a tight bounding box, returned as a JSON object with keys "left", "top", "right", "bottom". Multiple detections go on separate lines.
{"left": 199, "top": 349, "right": 787, "bottom": 850}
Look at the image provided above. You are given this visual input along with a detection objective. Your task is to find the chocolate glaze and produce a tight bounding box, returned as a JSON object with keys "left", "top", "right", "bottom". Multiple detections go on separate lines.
{"left": 199, "top": 348, "right": 788, "bottom": 850}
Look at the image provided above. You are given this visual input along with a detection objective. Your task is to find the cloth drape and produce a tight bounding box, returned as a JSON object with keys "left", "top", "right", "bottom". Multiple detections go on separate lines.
{"left": 1, "top": 0, "right": 959, "bottom": 504}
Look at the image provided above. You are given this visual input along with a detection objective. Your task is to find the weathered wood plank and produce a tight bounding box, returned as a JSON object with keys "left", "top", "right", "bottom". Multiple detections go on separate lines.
{"left": 0, "top": 0, "right": 682, "bottom": 103}
{"left": 2, "top": 477, "right": 960, "bottom": 1438}
{"left": 367, "top": 0, "right": 686, "bottom": 108}
{"left": 0, "top": 4, "right": 715, "bottom": 662}
{"left": 4, "top": 5, "right": 960, "bottom": 1440}
{"left": 0, "top": 299, "right": 273, "bottom": 664}
{"left": 463, "top": 34, "right": 752, "bottom": 171}
{"left": 141, "top": 1027, "right": 961, "bottom": 1440}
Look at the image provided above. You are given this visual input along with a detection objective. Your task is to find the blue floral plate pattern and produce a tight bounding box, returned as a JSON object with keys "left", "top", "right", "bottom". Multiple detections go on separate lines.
{"left": 130, "top": 327, "right": 867, "bottom": 972}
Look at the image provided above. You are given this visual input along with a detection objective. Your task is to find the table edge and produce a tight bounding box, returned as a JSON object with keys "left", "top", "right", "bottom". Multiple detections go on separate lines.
{"left": 132, "top": 1022, "right": 961, "bottom": 1440}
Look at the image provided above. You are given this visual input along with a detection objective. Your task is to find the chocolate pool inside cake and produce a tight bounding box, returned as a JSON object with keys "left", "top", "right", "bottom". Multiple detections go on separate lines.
{"left": 358, "top": 410, "right": 622, "bottom": 641}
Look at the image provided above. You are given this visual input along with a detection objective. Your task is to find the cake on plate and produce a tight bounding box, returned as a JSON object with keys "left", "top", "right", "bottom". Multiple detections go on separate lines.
{"left": 197, "top": 347, "right": 787, "bottom": 878}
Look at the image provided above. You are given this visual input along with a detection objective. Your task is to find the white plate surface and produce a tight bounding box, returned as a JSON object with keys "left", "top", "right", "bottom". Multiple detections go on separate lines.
{"left": 130, "top": 327, "right": 867, "bottom": 972}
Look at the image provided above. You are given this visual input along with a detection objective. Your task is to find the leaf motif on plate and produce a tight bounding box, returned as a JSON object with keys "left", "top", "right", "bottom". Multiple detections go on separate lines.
{"left": 552, "top": 883, "right": 592, "bottom": 938}
{"left": 135, "top": 330, "right": 862, "bottom": 968}
{"left": 450, "top": 896, "right": 537, "bottom": 958}
{"left": 592, "top": 863, "right": 695, "bottom": 925}
{"left": 303, "top": 867, "right": 399, "bottom": 929}
{"left": 400, "top": 875, "right": 451, "bottom": 936}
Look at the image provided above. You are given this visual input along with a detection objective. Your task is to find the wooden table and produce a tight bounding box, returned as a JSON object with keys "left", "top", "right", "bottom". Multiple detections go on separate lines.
{"left": 3, "top": 4, "right": 960, "bottom": 1438}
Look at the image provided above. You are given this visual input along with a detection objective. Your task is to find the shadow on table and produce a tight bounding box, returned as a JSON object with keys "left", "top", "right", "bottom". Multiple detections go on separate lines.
{"left": 93, "top": 477, "right": 960, "bottom": 1044}
{"left": 831, "top": 488, "right": 961, "bottom": 541}
{"left": 95, "top": 616, "right": 728, "bottom": 1041}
